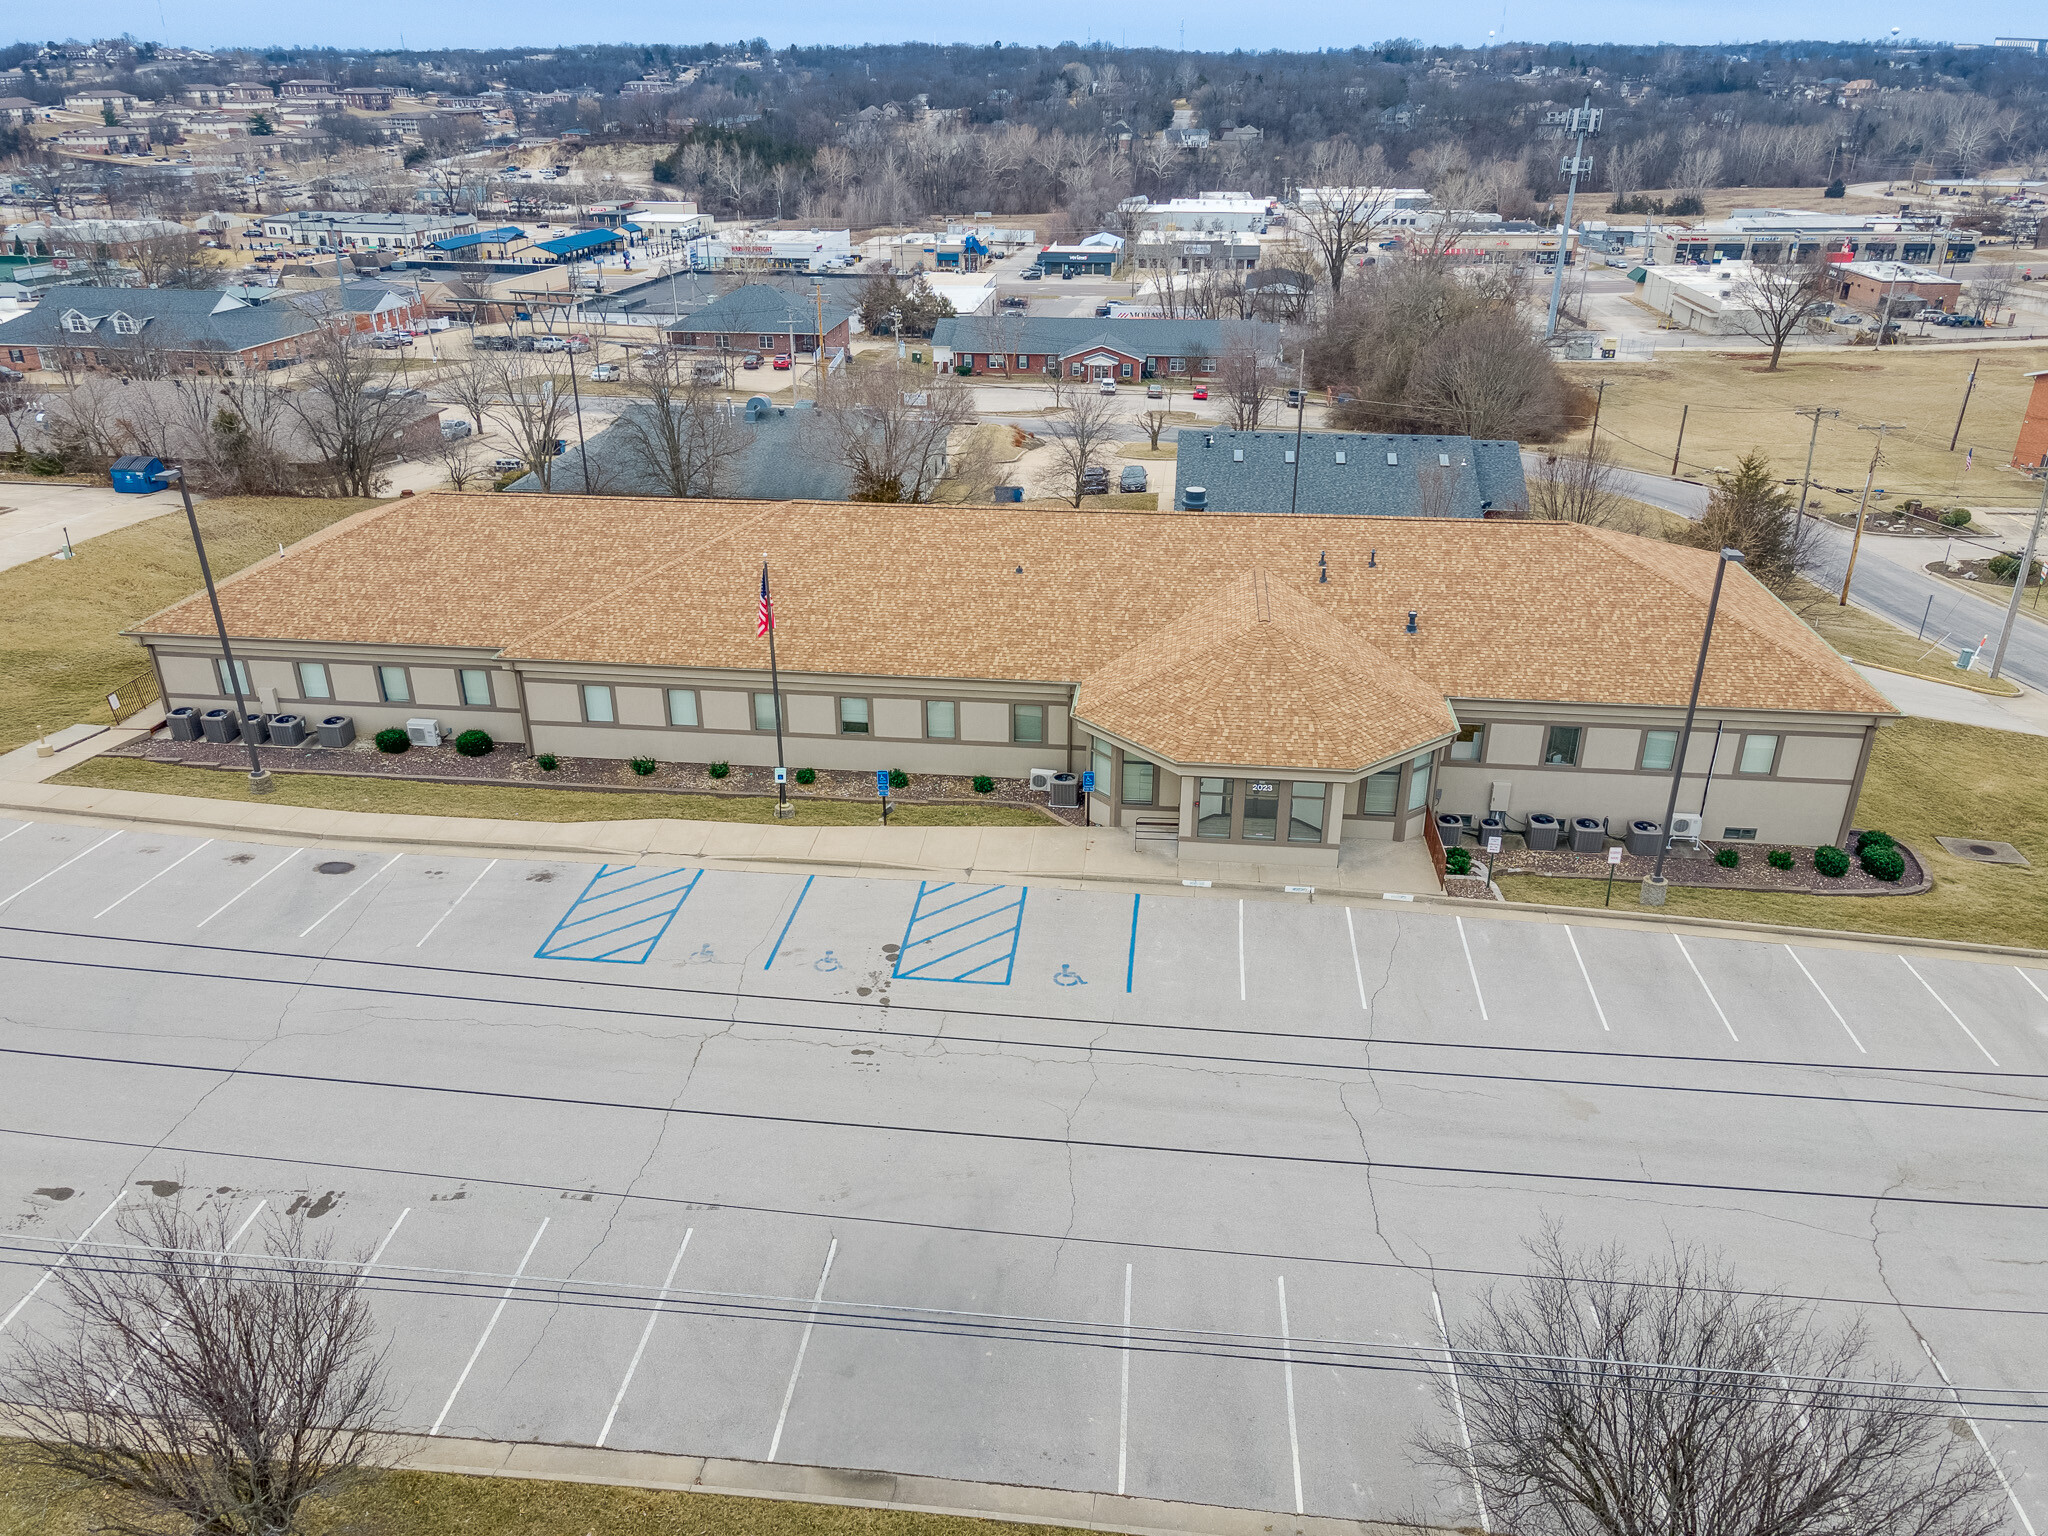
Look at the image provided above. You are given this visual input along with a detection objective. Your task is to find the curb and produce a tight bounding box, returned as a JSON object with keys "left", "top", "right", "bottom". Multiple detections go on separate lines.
{"left": 391, "top": 1435, "right": 1437, "bottom": 1536}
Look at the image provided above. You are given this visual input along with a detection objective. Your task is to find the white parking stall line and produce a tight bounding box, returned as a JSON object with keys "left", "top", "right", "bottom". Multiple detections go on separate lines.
{"left": 0, "top": 1190, "right": 124, "bottom": 1336}
{"left": 1921, "top": 1337, "right": 2040, "bottom": 1536}
{"left": 196, "top": 849, "right": 303, "bottom": 929}
{"left": 597, "top": 1228, "right": 694, "bottom": 1448}
{"left": 1456, "top": 917, "right": 1489, "bottom": 1021}
{"left": 1786, "top": 946, "right": 1864, "bottom": 1052}
{"left": 355, "top": 1208, "right": 411, "bottom": 1289}
{"left": 93, "top": 839, "right": 214, "bottom": 919}
{"left": 2016, "top": 966, "right": 2048, "bottom": 1007}
{"left": 0, "top": 822, "right": 28, "bottom": 847}
{"left": 0, "top": 830, "right": 122, "bottom": 911}
{"left": 1563, "top": 927, "right": 1609, "bottom": 1031}
{"left": 1238, "top": 899, "right": 1247, "bottom": 1002}
{"left": 1673, "top": 936, "right": 1739, "bottom": 1042}
{"left": 418, "top": 859, "right": 498, "bottom": 947}
{"left": 430, "top": 1218, "right": 548, "bottom": 1437}
{"left": 109, "top": 1199, "right": 267, "bottom": 1402}
{"left": 1344, "top": 908, "right": 1368, "bottom": 1012}
{"left": 1116, "top": 1262, "right": 1133, "bottom": 1497}
{"left": 300, "top": 854, "right": 403, "bottom": 939}
{"left": 1898, "top": 957, "right": 1999, "bottom": 1067}
{"left": 1431, "top": 1288, "right": 1492, "bottom": 1533}
{"left": 1275, "top": 1275, "right": 1303, "bottom": 1517}
{"left": 767, "top": 1237, "right": 838, "bottom": 1463}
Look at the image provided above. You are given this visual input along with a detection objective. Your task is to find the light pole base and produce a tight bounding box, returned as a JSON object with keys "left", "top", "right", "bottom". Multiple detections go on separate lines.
{"left": 774, "top": 800, "right": 795, "bottom": 820}
{"left": 1639, "top": 875, "right": 1668, "bottom": 906}
{"left": 247, "top": 770, "right": 275, "bottom": 796}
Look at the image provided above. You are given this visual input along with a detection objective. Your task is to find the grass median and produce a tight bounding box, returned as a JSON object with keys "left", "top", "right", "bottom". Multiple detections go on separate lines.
{"left": 0, "top": 495, "right": 382, "bottom": 755}
{"left": 52, "top": 757, "right": 1059, "bottom": 827}
{"left": 1497, "top": 717, "right": 2048, "bottom": 948}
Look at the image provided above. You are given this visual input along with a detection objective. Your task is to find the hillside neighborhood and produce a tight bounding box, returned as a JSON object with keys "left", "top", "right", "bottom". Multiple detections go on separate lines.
{"left": 0, "top": 25, "right": 2044, "bottom": 1536}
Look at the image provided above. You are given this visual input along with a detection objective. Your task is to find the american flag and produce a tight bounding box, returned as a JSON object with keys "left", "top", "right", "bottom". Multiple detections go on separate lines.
{"left": 756, "top": 563, "right": 774, "bottom": 638}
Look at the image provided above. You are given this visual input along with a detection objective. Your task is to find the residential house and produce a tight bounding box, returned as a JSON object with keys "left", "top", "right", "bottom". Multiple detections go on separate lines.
{"left": 277, "top": 79, "right": 337, "bottom": 98}
{"left": 131, "top": 496, "right": 1897, "bottom": 864}
{"left": 53, "top": 128, "right": 147, "bottom": 155}
{"left": 663, "top": 283, "right": 854, "bottom": 358}
{"left": 63, "top": 90, "right": 139, "bottom": 118}
{"left": 1173, "top": 429, "right": 1527, "bottom": 517}
{"left": 0, "top": 98, "right": 39, "bottom": 125}
{"left": 284, "top": 278, "right": 430, "bottom": 334}
{"left": 1, "top": 287, "right": 320, "bottom": 373}
{"left": 341, "top": 87, "right": 394, "bottom": 111}
{"left": 929, "top": 315, "right": 1279, "bottom": 382}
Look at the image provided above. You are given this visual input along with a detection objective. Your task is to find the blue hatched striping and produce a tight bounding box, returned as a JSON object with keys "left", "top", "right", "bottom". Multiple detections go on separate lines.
{"left": 891, "top": 880, "right": 1028, "bottom": 985}
{"left": 535, "top": 864, "right": 702, "bottom": 964}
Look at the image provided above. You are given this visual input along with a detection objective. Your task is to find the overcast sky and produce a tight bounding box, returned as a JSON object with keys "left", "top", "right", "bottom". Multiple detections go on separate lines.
{"left": 21, "top": 0, "right": 1994, "bottom": 54}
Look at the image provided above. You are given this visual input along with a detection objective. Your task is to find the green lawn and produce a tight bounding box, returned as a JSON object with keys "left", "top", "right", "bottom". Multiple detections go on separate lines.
{"left": 0, "top": 1458, "right": 1099, "bottom": 1536}
{"left": 53, "top": 757, "right": 1060, "bottom": 827}
{"left": 1498, "top": 716, "right": 2048, "bottom": 948}
{"left": 0, "top": 496, "right": 382, "bottom": 755}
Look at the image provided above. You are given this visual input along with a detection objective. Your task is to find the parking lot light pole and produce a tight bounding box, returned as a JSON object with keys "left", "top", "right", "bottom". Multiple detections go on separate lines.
{"left": 158, "top": 465, "right": 270, "bottom": 796}
{"left": 1643, "top": 546, "right": 1744, "bottom": 905}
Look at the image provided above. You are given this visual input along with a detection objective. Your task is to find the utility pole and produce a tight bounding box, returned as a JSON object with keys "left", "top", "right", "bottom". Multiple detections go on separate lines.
{"left": 1791, "top": 405, "right": 1838, "bottom": 544}
{"left": 1839, "top": 422, "right": 1892, "bottom": 607}
{"left": 1544, "top": 95, "right": 1600, "bottom": 340}
{"left": 813, "top": 278, "right": 827, "bottom": 401}
{"left": 1587, "top": 378, "right": 1609, "bottom": 454}
{"left": 1287, "top": 350, "right": 1306, "bottom": 515}
{"left": 1670, "top": 403, "right": 1688, "bottom": 476}
{"left": 1989, "top": 469, "right": 2048, "bottom": 682}
{"left": 1950, "top": 355, "right": 1981, "bottom": 451}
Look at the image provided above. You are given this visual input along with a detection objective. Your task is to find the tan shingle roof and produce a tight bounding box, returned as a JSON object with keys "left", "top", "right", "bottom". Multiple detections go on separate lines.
{"left": 136, "top": 494, "right": 1894, "bottom": 769}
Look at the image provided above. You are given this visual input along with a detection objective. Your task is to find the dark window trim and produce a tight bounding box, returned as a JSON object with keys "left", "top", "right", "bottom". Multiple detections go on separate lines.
{"left": 458, "top": 667, "right": 494, "bottom": 708}
{"left": 579, "top": 682, "right": 616, "bottom": 723}
{"left": 1736, "top": 731, "right": 1783, "bottom": 776}
{"left": 665, "top": 687, "right": 701, "bottom": 728}
{"left": 837, "top": 695, "right": 872, "bottom": 734}
{"left": 376, "top": 664, "right": 412, "bottom": 704}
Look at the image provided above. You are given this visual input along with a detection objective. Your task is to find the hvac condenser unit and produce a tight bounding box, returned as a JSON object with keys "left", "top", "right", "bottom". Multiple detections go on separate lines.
{"left": 405, "top": 718, "right": 445, "bottom": 748}
{"left": 1668, "top": 813, "right": 1705, "bottom": 848}
{"left": 1028, "top": 767, "right": 1059, "bottom": 792}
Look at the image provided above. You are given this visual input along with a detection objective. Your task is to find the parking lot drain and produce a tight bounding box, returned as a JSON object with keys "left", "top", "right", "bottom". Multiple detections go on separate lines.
{"left": 315, "top": 861, "right": 356, "bottom": 875}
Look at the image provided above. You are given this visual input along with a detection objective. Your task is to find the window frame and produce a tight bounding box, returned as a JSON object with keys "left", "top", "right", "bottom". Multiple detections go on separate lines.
{"left": 1090, "top": 735, "right": 1113, "bottom": 793}
{"left": 752, "top": 691, "right": 780, "bottom": 731}
{"left": 1240, "top": 778, "right": 1280, "bottom": 841}
{"left": 665, "top": 688, "right": 700, "bottom": 728}
{"left": 1360, "top": 768, "right": 1401, "bottom": 817}
{"left": 837, "top": 695, "right": 871, "bottom": 735}
{"left": 1542, "top": 723, "right": 1584, "bottom": 767}
{"left": 1195, "top": 776, "right": 1233, "bottom": 839}
{"left": 1287, "top": 781, "right": 1328, "bottom": 843}
{"left": 213, "top": 657, "right": 253, "bottom": 696}
{"left": 924, "top": 699, "right": 957, "bottom": 740}
{"left": 458, "top": 668, "right": 493, "bottom": 707}
{"left": 1120, "top": 756, "right": 1156, "bottom": 807}
{"left": 1406, "top": 752, "right": 1434, "bottom": 812}
{"left": 580, "top": 683, "right": 616, "bottom": 723}
{"left": 1011, "top": 702, "right": 1046, "bottom": 744}
{"left": 1737, "top": 733, "right": 1781, "bottom": 776}
{"left": 1639, "top": 729, "right": 1679, "bottom": 772}
{"left": 1449, "top": 723, "right": 1485, "bottom": 762}
{"left": 294, "top": 661, "right": 331, "bottom": 700}
{"left": 376, "top": 665, "right": 411, "bottom": 704}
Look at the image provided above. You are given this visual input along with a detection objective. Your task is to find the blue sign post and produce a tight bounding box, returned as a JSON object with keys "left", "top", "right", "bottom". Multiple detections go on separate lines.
{"left": 1081, "top": 771, "right": 1096, "bottom": 793}
{"left": 877, "top": 768, "right": 891, "bottom": 825}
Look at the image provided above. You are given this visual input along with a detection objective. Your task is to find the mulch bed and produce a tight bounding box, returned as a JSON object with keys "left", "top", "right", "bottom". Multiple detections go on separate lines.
{"left": 1480, "top": 836, "right": 1927, "bottom": 897}
{"left": 111, "top": 735, "right": 1083, "bottom": 825}
{"left": 1443, "top": 874, "right": 1499, "bottom": 901}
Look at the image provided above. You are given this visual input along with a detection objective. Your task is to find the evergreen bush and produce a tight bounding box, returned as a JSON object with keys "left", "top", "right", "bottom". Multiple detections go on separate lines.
{"left": 972, "top": 774, "right": 995, "bottom": 794}
{"left": 535, "top": 753, "right": 559, "bottom": 771}
{"left": 1714, "top": 848, "right": 1740, "bottom": 868}
{"left": 629, "top": 757, "right": 657, "bottom": 776}
{"left": 707, "top": 761, "right": 730, "bottom": 778}
{"left": 373, "top": 727, "right": 409, "bottom": 754}
{"left": 1813, "top": 844, "right": 1850, "bottom": 877}
{"left": 454, "top": 729, "right": 492, "bottom": 757}
{"left": 1861, "top": 845, "right": 1906, "bottom": 882}
{"left": 795, "top": 767, "right": 816, "bottom": 785}
{"left": 1766, "top": 849, "right": 1794, "bottom": 871}
{"left": 1446, "top": 846, "right": 1473, "bottom": 876}
{"left": 889, "top": 768, "right": 909, "bottom": 788}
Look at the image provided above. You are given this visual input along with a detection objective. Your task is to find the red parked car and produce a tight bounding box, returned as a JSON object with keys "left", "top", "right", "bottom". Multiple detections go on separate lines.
{"left": 1191, "top": 386, "right": 1208, "bottom": 400}
{"left": 772, "top": 354, "right": 792, "bottom": 370}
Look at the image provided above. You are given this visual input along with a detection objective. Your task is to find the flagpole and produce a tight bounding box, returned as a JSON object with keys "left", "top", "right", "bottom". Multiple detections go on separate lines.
{"left": 763, "top": 554, "right": 791, "bottom": 818}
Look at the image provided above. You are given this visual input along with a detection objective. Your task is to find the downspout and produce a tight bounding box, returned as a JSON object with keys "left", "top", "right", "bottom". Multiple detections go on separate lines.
{"left": 1837, "top": 721, "right": 1879, "bottom": 849}
{"left": 512, "top": 662, "right": 537, "bottom": 757}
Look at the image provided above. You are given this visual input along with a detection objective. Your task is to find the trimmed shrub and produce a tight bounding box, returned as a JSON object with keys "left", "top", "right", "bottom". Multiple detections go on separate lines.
{"left": 535, "top": 753, "right": 559, "bottom": 771}
{"left": 1939, "top": 507, "right": 1971, "bottom": 527}
{"left": 373, "top": 727, "right": 409, "bottom": 754}
{"left": 888, "top": 768, "right": 909, "bottom": 788}
{"left": 1714, "top": 848, "right": 1740, "bottom": 868}
{"left": 1987, "top": 555, "right": 2043, "bottom": 585}
{"left": 1767, "top": 849, "right": 1795, "bottom": 871}
{"left": 1446, "top": 846, "right": 1473, "bottom": 876}
{"left": 629, "top": 757, "right": 657, "bottom": 776}
{"left": 1813, "top": 844, "right": 1850, "bottom": 878}
{"left": 971, "top": 774, "right": 995, "bottom": 794}
{"left": 795, "top": 767, "right": 817, "bottom": 786}
{"left": 1856, "top": 828, "right": 1896, "bottom": 853}
{"left": 1861, "top": 844, "right": 1906, "bottom": 882}
{"left": 707, "top": 761, "right": 730, "bottom": 779}
{"left": 453, "top": 729, "right": 493, "bottom": 757}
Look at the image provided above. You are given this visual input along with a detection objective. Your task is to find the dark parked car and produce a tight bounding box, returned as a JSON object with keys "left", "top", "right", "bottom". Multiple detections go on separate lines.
{"left": 1118, "top": 465, "right": 1148, "bottom": 493}
{"left": 1080, "top": 466, "right": 1111, "bottom": 495}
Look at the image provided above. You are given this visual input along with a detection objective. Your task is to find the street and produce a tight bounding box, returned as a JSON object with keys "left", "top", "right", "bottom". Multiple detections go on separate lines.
{"left": 0, "top": 818, "right": 2039, "bottom": 1526}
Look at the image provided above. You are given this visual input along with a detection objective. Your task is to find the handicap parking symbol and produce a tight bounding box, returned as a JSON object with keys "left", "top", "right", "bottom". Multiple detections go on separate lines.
{"left": 814, "top": 949, "right": 842, "bottom": 972}
{"left": 1054, "top": 964, "right": 1087, "bottom": 987}
{"left": 691, "top": 943, "right": 717, "bottom": 963}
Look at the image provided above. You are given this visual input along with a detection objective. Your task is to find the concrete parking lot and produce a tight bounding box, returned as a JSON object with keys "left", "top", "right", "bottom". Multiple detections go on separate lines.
{"left": 0, "top": 816, "right": 2039, "bottom": 1525}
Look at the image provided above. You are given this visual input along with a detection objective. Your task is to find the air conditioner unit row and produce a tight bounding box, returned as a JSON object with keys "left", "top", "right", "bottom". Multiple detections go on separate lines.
{"left": 406, "top": 717, "right": 445, "bottom": 747}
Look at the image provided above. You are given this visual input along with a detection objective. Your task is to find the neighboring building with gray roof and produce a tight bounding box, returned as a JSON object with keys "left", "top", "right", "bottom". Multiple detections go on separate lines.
{"left": 662, "top": 282, "right": 854, "bottom": 358}
{"left": 5, "top": 286, "right": 321, "bottom": 374}
{"left": 1173, "top": 428, "right": 1527, "bottom": 518}
{"left": 509, "top": 397, "right": 852, "bottom": 501}
{"left": 931, "top": 314, "right": 1278, "bottom": 381}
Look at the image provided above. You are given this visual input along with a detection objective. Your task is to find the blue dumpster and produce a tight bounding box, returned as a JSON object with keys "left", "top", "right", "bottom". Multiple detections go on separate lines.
{"left": 109, "top": 455, "right": 166, "bottom": 494}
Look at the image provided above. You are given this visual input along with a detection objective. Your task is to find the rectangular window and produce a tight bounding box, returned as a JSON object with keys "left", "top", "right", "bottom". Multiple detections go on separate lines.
{"left": 1407, "top": 752, "right": 1434, "bottom": 811}
{"left": 1241, "top": 780, "right": 1279, "bottom": 841}
{"left": 1722, "top": 827, "right": 1758, "bottom": 841}
{"left": 1544, "top": 725, "right": 1582, "bottom": 766}
{"left": 758, "top": 333, "right": 773, "bottom": 348}
{"left": 1450, "top": 723, "right": 1484, "bottom": 761}
{"left": 839, "top": 697, "right": 870, "bottom": 734}
{"left": 1121, "top": 758, "right": 1155, "bottom": 806}
{"left": 214, "top": 657, "right": 253, "bottom": 695}
{"left": 925, "top": 700, "right": 956, "bottom": 739}
{"left": 377, "top": 665, "right": 410, "bottom": 704}
{"left": 1288, "top": 782, "right": 1327, "bottom": 842}
{"left": 1119, "top": 362, "right": 1133, "bottom": 378}
{"left": 1012, "top": 703, "right": 1045, "bottom": 743}
{"left": 1070, "top": 361, "right": 1083, "bottom": 377}
{"left": 1640, "top": 730, "right": 1679, "bottom": 771}
{"left": 1738, "top": 734, "right": 1779, "bottom": 774}
{"left": 1362, "top": 769, "right": 1400, "bottom": 815}
{"left": 295, "top": 661, "right": 331, "bottom": 700}
{"left": 752, "top": 692, "right": 780, "bottom": 731}
{"left": 6, "top": 349, "right": 19, "bottom": 364}
{"left": 458, "top": 668, "right": 492, "bottom": 707}
{"left": 1196, "top": 777, "right": 1232, "bottom": 838}
{"left": 1168, "top": 356, "right": 1185, "bottom": 373}
{"left": 666, "top": 688, "right": 699, "bottom": 727}
{"left": 1091, "top": 736, "right": 1113, "bottom": 791}
{"left": 581, "top": 684, "right": 615, "bottom": 723}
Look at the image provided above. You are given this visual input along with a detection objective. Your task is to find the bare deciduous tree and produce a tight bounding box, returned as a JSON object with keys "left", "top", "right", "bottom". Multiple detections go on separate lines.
{"left": 1527, "top": 443, "right": 1629, "bottom": 526}
{"left": 609, "top": 353, "right": 756, "bottom": 497}
{"left": 802, "top": 362, "right": 976, "bottom": 503}
{"left": 1040, "top": 391, "right": 1123, "bottom": 507}
{"left": 490, "top": 353, "right": 578, "bottom": 492}
{"left": 1289, "top": 142, "right": 1397, "bottom": 299}
{"left": 436, "top": 435, "right": 483, "bottom": 490}
{"left": 1966, "top": 264, "right": 2017, "bottom": 324}
{"left": 1136, "top": 406, "right": 1174, "bottom": 451}
{"left": 1218, "top": 332, "right": 1276, "bottom": 431}
{"left": 283, "top": 333, "right": 423, "bottom": 497}
{"left": 1417, "top": 1228, "right": 2004, "bottom": 1536}
{"left": 1733, "top": 258, "right": 1834, "bottom": 370}
{"left": 2, "top": 1198, "right": 395, "bottom": 1536}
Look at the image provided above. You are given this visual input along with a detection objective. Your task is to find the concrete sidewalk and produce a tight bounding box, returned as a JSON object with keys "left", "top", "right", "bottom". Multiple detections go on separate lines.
{"left": 1850, "top": 663, "right": 2048, "bottom": 737}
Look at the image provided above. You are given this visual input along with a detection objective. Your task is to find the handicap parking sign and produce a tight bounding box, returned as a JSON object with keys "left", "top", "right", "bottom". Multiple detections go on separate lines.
{"left": 876, "top": 770, "right": 891, "bottom": 797}
{"left": 1081, "top": 771, "right": 1095, "bottom": 793}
